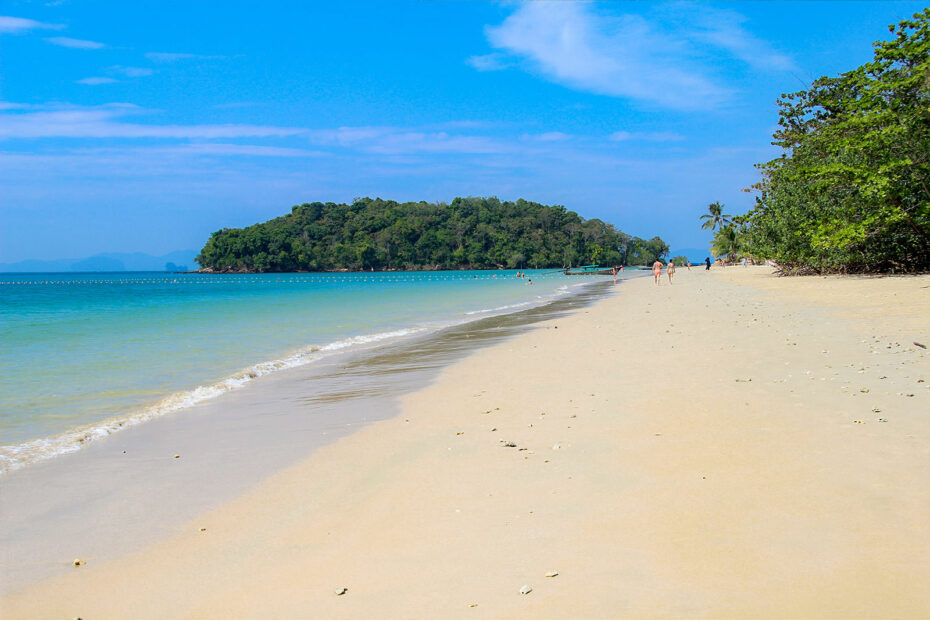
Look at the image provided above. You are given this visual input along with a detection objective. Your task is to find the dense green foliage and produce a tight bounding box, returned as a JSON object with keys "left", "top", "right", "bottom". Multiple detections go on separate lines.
{"left": 737, "top": 9, "right": 930, "bottom": 273}
{"left": 196, "top": 196, "right": 668, "bottom": 272}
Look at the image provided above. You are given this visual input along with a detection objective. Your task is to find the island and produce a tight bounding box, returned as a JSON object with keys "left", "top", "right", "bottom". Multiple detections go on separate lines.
{"left": 195, "top": 196, "right": 670, "bottom": 272}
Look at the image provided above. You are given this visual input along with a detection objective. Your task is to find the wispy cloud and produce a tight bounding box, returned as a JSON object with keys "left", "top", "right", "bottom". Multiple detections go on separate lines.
{"left": 145, "top": 52, "right": 222, "bottom": 63}
{"left": 473, "top": 3, "right": 794, "bottom": 110}
{"left": 480, "top": 3, "right": 725, "bottom": 110}
{"left": 685, "top": 6, "right": 796, "bottom": 72}
{"left": 45, "top": 36, "right": 105, "bottom": 49}
{"left": 311, "top": 126, "right": 512, "bottom": 155}
{"left": 0, "top": 104, "right": 307, "bottom": 139}
{"left": 77, "top": 77, "right": 117, "bottom": 85}
{"left": 465, "top": 53, "right": 512, "bottom": 72}
{"left": 167, "top": 143, "right": 325, "bottom": 158}
{"left": 610, "top": 131, "right": 684, "bottom": 142}
{"left": 0, "top": 15, "right": 64, "bottom": 33}
{"left": 108, "top": 65, "right": 154, "bottom": 78}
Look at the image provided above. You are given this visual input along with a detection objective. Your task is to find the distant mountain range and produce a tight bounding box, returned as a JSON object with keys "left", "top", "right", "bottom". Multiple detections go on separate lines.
{"left": 0, "top": 250, "right": 199, "bottom": 273}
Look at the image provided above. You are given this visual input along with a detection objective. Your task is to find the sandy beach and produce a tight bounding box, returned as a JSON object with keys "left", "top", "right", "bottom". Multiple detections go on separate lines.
{"left": 2, "top": 266, "right": 928, "bottom": 619}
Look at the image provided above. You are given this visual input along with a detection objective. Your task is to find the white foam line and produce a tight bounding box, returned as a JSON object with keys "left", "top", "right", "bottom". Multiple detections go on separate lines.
{"left": 0, "top": 327, "right": 426, "bottom": 475}
{"left": 0, "top": 279, "right": 607, "bottom": 475}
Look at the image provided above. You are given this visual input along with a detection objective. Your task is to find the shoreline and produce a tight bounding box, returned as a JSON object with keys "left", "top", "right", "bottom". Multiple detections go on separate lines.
{"left": 3, "top": 267, "right": 929, "bottom": 618}
{"left": 0, "top": 271, "right": 619, "bottom": 475}
{"left": 0, "top": 278, "right": 621, "bottom": 595}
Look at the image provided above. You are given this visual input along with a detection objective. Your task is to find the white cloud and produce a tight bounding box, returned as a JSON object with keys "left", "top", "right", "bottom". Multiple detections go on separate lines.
{"left": 531, "top": 132, "right": 573, "bottom": 142}
{"left": 473, "top": 3, "right": 794, "bottom": 110}
{"left": 145, "top": 52, "right": 221, "bottom": 63}
{"left": 610, "top": 131, "right": 684, "bottom": 142}
{"left": 77, "top": 77, "right": 118, "bottom": 85}
{"left": 0, "top": 104, "right": 308, "bottom": 139}
{"left": 465, "top": 53, "right": 511, "bottom": 72}
{"left": 311, "top": 126, "right": 512, "bottom": 155}
{"left": 45, "top": 36, "right": 105, "bottom": 49}
{"left": 108, "top": 66, "right": 154, "bottom": 78}
{"left": 0, "top": 15, "right": 64, "bottom": 33}
{"left": 481, "top": 3, "right": 725, "bottom": 110}
{"left": 686, "top": 7, "right": 796, "bottom": 72}
{"left": 173, "top": 143, "right": 324, "bottom": 158}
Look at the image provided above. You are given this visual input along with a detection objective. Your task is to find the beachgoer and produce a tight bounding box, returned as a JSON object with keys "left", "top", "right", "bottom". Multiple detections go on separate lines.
{"left": 667, "top": 260, "right": 675, "bottom": 284}
{"left": 612, "top": 266, "right": 618, "bottom": 284}
{"left": 652, "top": 259, "right": 662, "bottom": 285}
{"left": 527, "top": 278, "right": 533, "bottom": 285}
{"left": 704, "top": 257, "right": 711, "bottom": 270}
{"left": 686, "top": 261, "right": 692, "bottom": 271}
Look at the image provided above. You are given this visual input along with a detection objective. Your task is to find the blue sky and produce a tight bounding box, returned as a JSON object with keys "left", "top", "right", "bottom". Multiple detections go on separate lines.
{"left": 1, "top": 0, "right": 925, "bottom": 262}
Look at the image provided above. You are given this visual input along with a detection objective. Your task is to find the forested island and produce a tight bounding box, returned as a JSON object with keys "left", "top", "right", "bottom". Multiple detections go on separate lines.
{"left": 195, "top": 197, "right": 669, "bottom": 272}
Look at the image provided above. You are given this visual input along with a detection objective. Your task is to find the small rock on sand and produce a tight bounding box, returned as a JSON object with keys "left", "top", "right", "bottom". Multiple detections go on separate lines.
{"left": 334, "top": 587, "right": 348, "bottom": 596}
{"left": 73, "top": 559, "right": 85, "bottom": 567}
{"left": 520, "top": 585, "right": 533, "bottom": 595}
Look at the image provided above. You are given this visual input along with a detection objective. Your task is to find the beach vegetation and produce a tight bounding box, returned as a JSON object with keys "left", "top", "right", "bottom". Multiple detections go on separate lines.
{"left": 700, "top": 201, "right": 732, "bottom": 232}
{"left": 737, "top": 8, "right": 930, "bottom": 273}
{"left": 196, "top": 197, "right": 667, "bottom": 272}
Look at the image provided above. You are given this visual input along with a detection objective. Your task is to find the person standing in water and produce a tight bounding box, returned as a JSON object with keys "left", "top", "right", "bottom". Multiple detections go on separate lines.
{"left": 667, "top": 260, "right": 675, "bottom": 284}
{"left": 652, "top": 259, "right": 662, "bottom": 285}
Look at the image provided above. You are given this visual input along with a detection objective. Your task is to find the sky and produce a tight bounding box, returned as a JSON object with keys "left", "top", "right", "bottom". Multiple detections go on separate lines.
{"left": 0, "top": 0, "right": 926, "bottom": 262}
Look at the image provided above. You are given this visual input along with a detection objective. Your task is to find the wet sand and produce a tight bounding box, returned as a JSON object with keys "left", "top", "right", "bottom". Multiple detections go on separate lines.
{"left": 0, "top": 281, "right": 616, "bottom": 594}
{"left": 2, "top": 266, "right": 928, "bottom": 618}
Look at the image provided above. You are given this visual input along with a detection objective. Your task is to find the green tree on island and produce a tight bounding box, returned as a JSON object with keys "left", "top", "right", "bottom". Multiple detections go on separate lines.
{"left": 196, "top": 196, "right": 668, "bottom": 272}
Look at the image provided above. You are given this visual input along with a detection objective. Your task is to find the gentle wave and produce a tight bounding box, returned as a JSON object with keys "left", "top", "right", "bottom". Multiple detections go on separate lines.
{"left": 0, "top": 326, "right": 426, "bottom": 475}
{"left": 0, "top": 278, "right": 608, "bottom": 475}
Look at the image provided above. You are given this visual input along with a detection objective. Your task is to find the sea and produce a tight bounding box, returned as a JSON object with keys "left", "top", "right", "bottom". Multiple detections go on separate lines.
{"left": 0, "top": 269, "right": 617, "bottom": 474}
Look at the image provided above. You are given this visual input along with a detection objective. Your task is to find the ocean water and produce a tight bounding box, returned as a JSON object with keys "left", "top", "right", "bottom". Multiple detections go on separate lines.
{"left": 0, "top": 269, "right": 612, "bottom": 473}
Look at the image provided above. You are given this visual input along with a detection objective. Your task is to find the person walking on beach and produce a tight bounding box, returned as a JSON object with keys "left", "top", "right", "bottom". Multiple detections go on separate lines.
{"left": 704, "top": 257, "right": 711, "bottom": 270}
{"left": 652, "top": 259, "right": 662, "bottom": 285}
{"left": 667, "top": 260, "right": 675, "bottom": 284}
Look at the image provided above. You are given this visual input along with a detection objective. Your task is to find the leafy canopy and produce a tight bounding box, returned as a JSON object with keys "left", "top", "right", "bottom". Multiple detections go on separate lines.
{"left": 741, "top": 9, "right": 930, "bottom": 273}
{"left": 196, "top": 196, "right": 668, "bottom": 272}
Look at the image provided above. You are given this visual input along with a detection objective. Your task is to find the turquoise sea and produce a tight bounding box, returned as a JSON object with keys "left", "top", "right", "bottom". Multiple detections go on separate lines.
{"left": 0, "top": 269, "right": 612, "bottom": 473}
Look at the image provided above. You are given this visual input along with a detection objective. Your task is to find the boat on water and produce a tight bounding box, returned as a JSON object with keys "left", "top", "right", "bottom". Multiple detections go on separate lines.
{"left": 563, "top": 264, "right": 617, "bottom": 276}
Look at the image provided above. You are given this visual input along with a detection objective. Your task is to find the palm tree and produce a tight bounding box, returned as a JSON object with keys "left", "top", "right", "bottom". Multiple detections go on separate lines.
{"left": 711, "top": 225, "right": 740, "bottom": 260}
{"left": 700, "top": 201, "right": 733, "bottom": 231}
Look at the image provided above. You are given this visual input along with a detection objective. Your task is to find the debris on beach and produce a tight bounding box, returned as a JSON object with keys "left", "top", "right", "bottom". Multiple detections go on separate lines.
{"left": 72, "top": 559, "right": 85, "bottom": 567}
{"left": 519, "top": 584, "right": 533, "bottom": 595}
{"left": 174, "top": 454, "right": 180, "bottom": 459}
{"left": 552, "top": 443, "right": 561, "bottom": 450}
{"left": 545, "top": 571, "right": 559, "bottom": 578}
{"left": 334, "top": 587, "right": 348, "bottom": 596}
{"left": 502, "top": 441, "right": 517, "bottom": 448}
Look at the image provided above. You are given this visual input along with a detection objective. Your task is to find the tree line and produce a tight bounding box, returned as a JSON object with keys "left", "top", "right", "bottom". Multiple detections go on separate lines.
{"left": 196, "top": 196, "right": 669, "bottom": 272}
{"left": 705, "top": 9, "right": 929, "bottom": 274}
